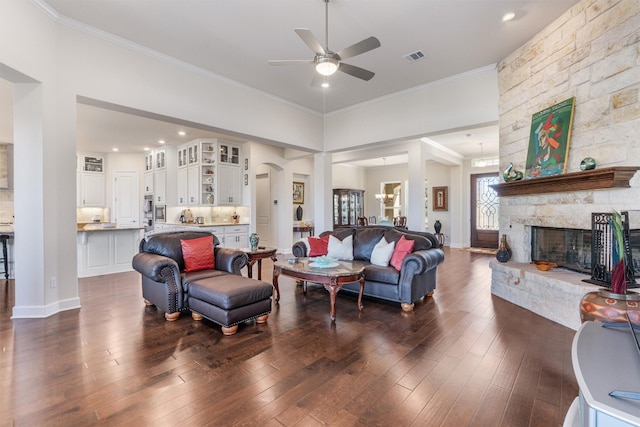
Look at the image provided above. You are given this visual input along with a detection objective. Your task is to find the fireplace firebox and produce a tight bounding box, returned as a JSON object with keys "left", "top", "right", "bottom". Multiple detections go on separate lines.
{"left": 531, "top": 212, "right": 640, "bottom": 289}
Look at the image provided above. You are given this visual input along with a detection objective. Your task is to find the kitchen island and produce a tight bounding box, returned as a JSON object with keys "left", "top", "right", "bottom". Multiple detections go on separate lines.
{"left": 77, "top": 224, "right": 143, "bottom": 278}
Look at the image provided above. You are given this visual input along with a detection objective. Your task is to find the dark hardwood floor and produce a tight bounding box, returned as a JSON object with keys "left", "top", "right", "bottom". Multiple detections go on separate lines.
{"left": 1, "top": 248, "right": 578, "bottom": 426}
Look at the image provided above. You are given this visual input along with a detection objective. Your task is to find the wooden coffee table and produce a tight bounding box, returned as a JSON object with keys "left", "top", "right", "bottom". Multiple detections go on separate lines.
{"left": 241, "top": 247, "right": 278, "bottom": 280}
{"left": 272, "top": 258, "right": 367, "bottom": 321}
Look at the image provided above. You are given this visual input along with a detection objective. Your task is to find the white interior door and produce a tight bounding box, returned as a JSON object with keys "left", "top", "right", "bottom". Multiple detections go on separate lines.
{"left": 255, "top": 172, "right": 272, "bottom": 247}
{"left": 113, "top": 171, "right": 139, "bottom": 226}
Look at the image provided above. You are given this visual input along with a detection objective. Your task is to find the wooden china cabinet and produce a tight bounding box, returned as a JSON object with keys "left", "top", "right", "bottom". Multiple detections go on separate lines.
{"left": 332, "top": 189, "right": 364, "bottom": 229}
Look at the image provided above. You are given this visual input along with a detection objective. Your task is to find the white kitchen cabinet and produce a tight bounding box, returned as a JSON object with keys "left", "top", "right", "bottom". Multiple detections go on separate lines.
{"left": 219, "top": 142, "right": 241, "bottom": 165}
{"left": 142, "top": 147, "right": 175, "bottom": 205}
{"left": 155, "top": 149, "right": 166, "bottom": 169}
{"left": 187, "top": 165, "right": 199, "bottom": 205}
{"left": 77, "top": 152, "right": 106, "bottom": 207}
{"left": 77, "top": 228, "right": 143, "bottom": 277}
{"left": 175, "top": 139, "right": 243, "bottom": 206}
{"left": 177, "top": 167, "right": 188, "bottom": 206}
{"left": 144, "top": 171, "right": 154, "bottom": 194}
{"left": 155, "top": 169, "right": 166, "bottom": 204}
{"left": 80, "top": 173, "right": 106, "bottom": 207}
{"left": 218, "top": 164, "right": 242, "bottom": 205}
{"left": 144, "top": 152, "right": 153, "bottom": 172}
{"left": 222, "top": 225, "right": 249, "bottom": 249}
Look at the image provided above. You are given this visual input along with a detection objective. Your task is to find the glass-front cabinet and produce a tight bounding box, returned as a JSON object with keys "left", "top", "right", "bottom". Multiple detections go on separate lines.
{"left": 176, "top": 139, "right": 242, "bottom": 206}
{"left": 219, "top": 142, "right": 240, "bottom": 165}
{"left": 333, "top": 189, "right": 364, "bottom": 229}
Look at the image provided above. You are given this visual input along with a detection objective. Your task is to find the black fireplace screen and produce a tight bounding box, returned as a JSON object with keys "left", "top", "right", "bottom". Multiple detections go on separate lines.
{"left": 531, "top": 216, "right": 640, "bottom": 288}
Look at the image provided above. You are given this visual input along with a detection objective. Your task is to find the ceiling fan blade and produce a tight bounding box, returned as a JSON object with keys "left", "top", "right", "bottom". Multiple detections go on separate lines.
{"left": 294, "top": 28, "right": 326, "bottom": 55}
{"left": 338, "top": 62, "right": 375, "bottom": 81}
{"left": 268, "top": 59, "right": 314, "bottom": 66}
{"left": 336, "top": 37, "right": 381, "bottom": 60}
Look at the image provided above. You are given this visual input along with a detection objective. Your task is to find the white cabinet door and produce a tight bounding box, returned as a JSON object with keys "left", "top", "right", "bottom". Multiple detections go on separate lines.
{"left": 177, "top": 168, "right": 188, "bottom": 206}
{"left": 187, "top": 165, "right": 199, "bottom": 205}
{"left": 81, "top": 173, "right": 105, "bottom": 206}
{"left": 223, "top": 225, "right": 248, "bottom": 249}
{"left": 155, "top": 169, "right": 166, "bottom": 204}
{"left": 144, "top": 172, "right": 153, "bottom": 194}
{"left": 218, "top": 164, "right": 242, "bottom": 205}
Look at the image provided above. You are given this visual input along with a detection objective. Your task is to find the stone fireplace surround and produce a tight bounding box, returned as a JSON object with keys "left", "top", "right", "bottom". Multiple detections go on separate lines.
{"left": 490, "top": 0, "right": 640, "bottom": 331}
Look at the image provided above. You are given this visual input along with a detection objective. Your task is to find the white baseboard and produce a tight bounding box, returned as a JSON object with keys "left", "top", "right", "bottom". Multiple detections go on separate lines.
{"left": 11, "top": 297, "right": 81, "bottom": 318}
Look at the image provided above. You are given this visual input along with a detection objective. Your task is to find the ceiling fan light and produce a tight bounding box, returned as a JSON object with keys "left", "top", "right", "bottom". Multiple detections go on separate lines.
{"left": 315, "top": 57, "right": 338, "bottom": 76}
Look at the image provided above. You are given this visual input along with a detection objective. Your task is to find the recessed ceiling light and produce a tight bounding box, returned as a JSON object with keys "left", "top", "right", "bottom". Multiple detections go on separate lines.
{"left": 178, "top": 131, "right": 186, "bottom": 136}
{"left": 502, "top": 11, "right": 515, "bottom": 22}
{"left": 112, "top": 148, "right": 119, "bottom": 152}
{"left": 143, "top": 147, "right": 150, "bottom": 151}
{"left": 158, "top": 139, "right": 166, "bottom": 144}
{"left": 321, "top": 81, "right": 330, "bottom": 88}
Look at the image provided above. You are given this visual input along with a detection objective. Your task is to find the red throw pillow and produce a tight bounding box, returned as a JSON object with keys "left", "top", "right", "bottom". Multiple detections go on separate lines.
{"left": 390, "top": 235, "right": 415, "bottom": 270}
{"left": 308, "top": 235, "right": 330, "bottom": 257}
{"left": 180, "top": 235, "right": 215, "bottom": 272}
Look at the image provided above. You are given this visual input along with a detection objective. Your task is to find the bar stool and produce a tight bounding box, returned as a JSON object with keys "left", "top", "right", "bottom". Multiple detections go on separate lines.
{"left": 0, "top": 235, "right": 9, "bottom": 279}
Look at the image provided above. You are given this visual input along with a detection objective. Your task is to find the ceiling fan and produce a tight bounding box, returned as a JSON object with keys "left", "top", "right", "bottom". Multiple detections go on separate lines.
{"left": 268, "top": 0, "right": 381, "bottom": 83}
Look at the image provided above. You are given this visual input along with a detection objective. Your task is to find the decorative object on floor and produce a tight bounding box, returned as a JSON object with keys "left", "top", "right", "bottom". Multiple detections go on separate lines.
{"left": 296, "top": 205, "right": 303, "bottom": 221}
{"left": 579, "top": 288, "right": 640, "bottom": 323}
{"left": 433, "top": 186, "right": 448, "bottom": 211}
{"left": 249, "top": 233, "right": 260, "bottom": 251}
{"left": 587, "top": 211, "right": 638, "bottom": 289}
{"left": 580, "top": 157, "right": 596, "bottom": 171}
{"left": 531, "top": 261, "right": 557, "bottom": 271}
{"left": 496, "top": 235, "right": 512, "bottom": 262}
{"left": 434, "top": 220, "right": 442, "bottom": 234}
{"left": 524, "top": 97, "right": 576, "bottom": 179}
{"left": 502, "top": 162, "right": 523, "bottom": 182}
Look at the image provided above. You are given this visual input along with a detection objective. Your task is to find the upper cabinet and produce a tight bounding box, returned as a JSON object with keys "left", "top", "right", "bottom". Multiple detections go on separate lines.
{"left": 176, "top": 139, "right": 243, "bottom": 206}
{"left": 144, "top": 147, "right": 176, "bottom": 204}
{"left": 77, "top": 153, "right": 106, "bottom": 207}
{"left": 219, "top": 142, "right": 240, "bottom": 165}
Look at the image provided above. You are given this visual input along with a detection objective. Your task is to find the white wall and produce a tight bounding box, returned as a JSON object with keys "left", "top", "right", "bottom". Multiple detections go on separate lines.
{"left": 0, "top": 0, "right": 506, "bottom": 316}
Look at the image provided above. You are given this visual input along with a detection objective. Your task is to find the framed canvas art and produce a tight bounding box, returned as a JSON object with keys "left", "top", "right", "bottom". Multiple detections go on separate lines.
{"left": 293, "top": 182, "right": 304, "bottom": 204}
{"left": 524, "top": 97, "right": 576, "bottom": 179}
{"left": 433, "top": 186, "right": 448, "bottom": 211}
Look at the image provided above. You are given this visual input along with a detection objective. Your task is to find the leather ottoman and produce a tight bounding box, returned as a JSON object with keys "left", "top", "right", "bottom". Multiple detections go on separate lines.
{"left": 187, "top": 275, "right": 273, "bottom": 335}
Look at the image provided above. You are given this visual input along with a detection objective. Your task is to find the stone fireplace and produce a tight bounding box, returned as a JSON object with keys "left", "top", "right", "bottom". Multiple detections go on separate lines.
{"left": 490, "top": 0, "right": 640, "bottom": 330}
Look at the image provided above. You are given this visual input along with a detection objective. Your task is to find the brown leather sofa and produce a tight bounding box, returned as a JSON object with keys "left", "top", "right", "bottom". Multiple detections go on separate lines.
{"left": 292, "top": 226, "right": 445, "bottom": 311}
{"left": 132, "top": 231, "right": 272, "bottom": 335}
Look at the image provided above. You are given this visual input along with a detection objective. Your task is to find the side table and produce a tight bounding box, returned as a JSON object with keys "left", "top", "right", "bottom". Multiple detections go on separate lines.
{"left": 241, "top": 247, "right": 277, "bottom": 280}
{"left": 293, "top": 226, "right": 314, "bottom": 238}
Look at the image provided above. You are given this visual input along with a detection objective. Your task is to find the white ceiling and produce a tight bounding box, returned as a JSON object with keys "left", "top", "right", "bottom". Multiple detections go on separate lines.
{"left": 1, "top": 0, "right": 580, "bottom": 165}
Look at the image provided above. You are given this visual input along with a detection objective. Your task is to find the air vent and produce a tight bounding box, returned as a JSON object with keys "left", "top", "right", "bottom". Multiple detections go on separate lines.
{"left": 403, "top": 50, "right": 425, "bottom": 63}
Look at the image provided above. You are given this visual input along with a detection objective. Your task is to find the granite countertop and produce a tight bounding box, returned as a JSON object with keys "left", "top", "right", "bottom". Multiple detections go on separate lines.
{"left": 78, "top": 224, "right": 144, "bottom": 232}
{"left": 0, "top": 224, "right": 14, "bottom": 235}
{"left": 164, "top": 222, "right": 249, "bottom": 227}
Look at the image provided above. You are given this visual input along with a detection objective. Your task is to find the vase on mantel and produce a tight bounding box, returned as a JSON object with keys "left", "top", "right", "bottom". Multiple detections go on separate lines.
{"left": 580, "top": 289, "right": 640, "bottom": 324}
{"left": 496, "top": 235, "right": 512, "bottom": 263}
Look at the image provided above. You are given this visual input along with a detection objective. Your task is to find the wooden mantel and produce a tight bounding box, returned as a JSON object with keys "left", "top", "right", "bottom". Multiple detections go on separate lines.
{"left": 490, "top": 167, "right": 640, "bottom": 197}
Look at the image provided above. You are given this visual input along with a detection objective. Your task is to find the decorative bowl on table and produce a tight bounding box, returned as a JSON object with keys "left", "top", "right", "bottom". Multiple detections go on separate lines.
{"left": 309, "top": 256, "right": 339, "bottom": 268}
